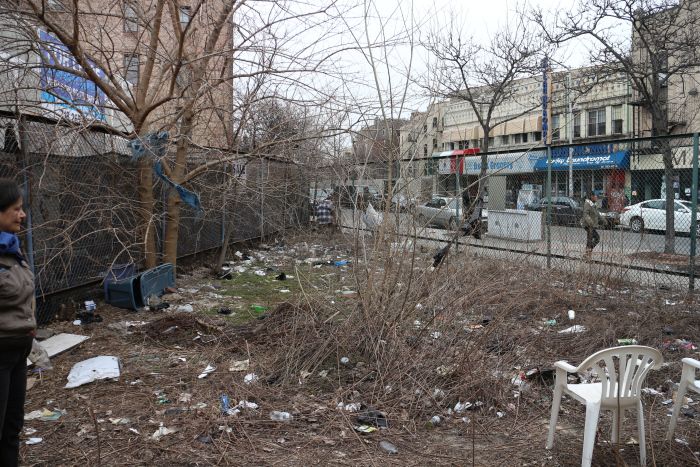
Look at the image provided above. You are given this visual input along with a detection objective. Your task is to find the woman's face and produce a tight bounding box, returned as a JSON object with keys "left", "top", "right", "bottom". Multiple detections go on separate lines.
{"left": 0, "top": 198, "right": 26, "bottom": 233}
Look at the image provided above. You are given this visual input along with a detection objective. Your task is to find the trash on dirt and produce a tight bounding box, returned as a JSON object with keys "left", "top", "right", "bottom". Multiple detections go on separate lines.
{"left": 618, "top": 338, "right": 639, "bottom": 345}
{"left": 155, "top": 390, "right": 170, "bottom": 404}
{"left": 435, "top": 365, "right": 456, "bottom": 376}
{"left": 280, "top": 289, "right": 290, "bottom": 293}
{"left": 221, "top": 395, "right": 237, "bottom": 415}
{"left": 337, "top": 402, "right": 361, "bottom": 412}
{"left": 558, "top": 325, "right": 587, "bottom": 334}
{"left": 244, "top": 373, "right": 259, "bottom": 385}
{"left": 430, "top": 331, "right": 442, "bottom": 339}
{"left": 454, "top": 401, "right": 472, "bottom": 413}
{"left": 217, "top": 307, "right": 233, "bottom": 315}
{"left": 25, "top": 438, "right": 42, "bottom": 445}
{"left": 496, "top": 411, "right": 505, "bottom": 418}
{"left": 356, "top": 407, "right": 388, "bottom": 428}
{"left": 662, "top": 339, "right": 698, "bottom": 351}
{"left": 429, "top": 415, "right": 442, "bottom": 426}
{"left": 675, "top": 438, "right": 689, "bottom": 446}
{"left": 665, "top": 300, "right": 677, "bottom": 306}
{"left": 129, "top": 428, "right": 140, "bottom": 435}
{"left": 109, "top": 418, "right": 131, "bottom": 425}
{"left": 354, "top": 425, "right": 377, "bottom": 434}
{"left": 151, "top": 424, "right": 178, "bottom": 440}
{"left": 662, "top": 399, "right": 674, "bottom": 405}
{"left": 254, "top": 270, "right": 266, "bottom": 276}
{"left": 663, "top": 326, "right": 675, "bottom": 335}
{"left": 334, "top": 260, "right": 349, "bottom": 267}
{"left": 178, "top": 393, "right": 192, "bottom": 403}
{"left": 544, "top": 319, "right": 557, "bottom": 326}
{"left": 24, "top": 428, "right": 36, "bottom": 436}
{"left": 28, "top": 339, "right": 52, "bottom": 370}
{"left": 379, "top": 440, "right": 398, "bottom": 454}
{"left": 197, "top": 434, "right": 213, "bottom": 444}
{"left": 175, "top": 304, "right": 194, "bottom": 313}
{"left": 25, "top": 408, "right": 65, "bottom": 421}
{"left": 340, "top": 357, "right": 350, "bottom": 365}
{"left": 250, "top": 305, "right": 268, "bottom": 313}
{"left": 275, "top": 272, "right": 287, "bottom": 281}
{"left": 198, "top": 364, "right": 216, "bottom": 379}
{"left": 269, "top": 411, "right": 292, "bottom": 421}
{"left": 318, "top": 370, "right": 329, "bottom": 378}
{"left": 229, "top": 359, "right": 250, "bottom": 372}
{"left": 567, "top": 310, "right": 575, "bottom": 320}
{"left": 65, "top": 356, "right": 120, "bottom": 388}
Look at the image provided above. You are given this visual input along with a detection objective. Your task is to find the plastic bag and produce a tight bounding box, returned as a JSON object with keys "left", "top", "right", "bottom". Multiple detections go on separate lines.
{"left": 29, "top": 339, "right": 52, "bottom": 370}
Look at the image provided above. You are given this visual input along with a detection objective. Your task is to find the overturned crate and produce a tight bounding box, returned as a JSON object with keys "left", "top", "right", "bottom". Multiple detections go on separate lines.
{"left": 104, "top": 263, "right": 175, "bottom": 310}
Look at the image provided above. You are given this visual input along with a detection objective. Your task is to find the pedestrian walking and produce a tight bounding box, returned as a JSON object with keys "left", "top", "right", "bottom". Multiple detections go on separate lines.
{"left": 0, "top": 178, "right": 36, "bottom": 466}
{"left": 581, "top": 191, "right": 604, "bottom": 260}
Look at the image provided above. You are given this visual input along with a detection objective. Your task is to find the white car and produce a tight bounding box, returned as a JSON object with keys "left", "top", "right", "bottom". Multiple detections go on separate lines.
{"left": 619, "top": 199, "right": 700, "bottom": 234}
{"left": 415, "top": 196, "right": 461, "bottom": 229}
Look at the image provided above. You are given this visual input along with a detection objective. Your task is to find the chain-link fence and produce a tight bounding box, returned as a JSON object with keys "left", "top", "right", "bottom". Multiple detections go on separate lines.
{"left": 337, "top": 133, "right": 700, "bottom": 290}
{"left": 0, "top": 115, "right": 310, "bottom": 321}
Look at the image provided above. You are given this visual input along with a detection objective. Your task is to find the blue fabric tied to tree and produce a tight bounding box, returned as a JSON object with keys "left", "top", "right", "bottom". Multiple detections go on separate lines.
{"left": 128, "top": 132, "right": 203, "bottom": 214}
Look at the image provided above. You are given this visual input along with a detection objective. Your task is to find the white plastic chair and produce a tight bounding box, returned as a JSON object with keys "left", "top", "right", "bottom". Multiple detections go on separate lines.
{"left": 666, "top": 358, "right": 700, "bottom": 441}
{"left": 546, "top": 345, "right": 663, "bottom": 467}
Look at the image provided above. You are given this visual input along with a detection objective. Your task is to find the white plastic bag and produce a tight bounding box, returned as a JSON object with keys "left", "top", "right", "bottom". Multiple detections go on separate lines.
{"left": 28, "top": 339, "right": 52, "bottom": 370}
{"left": 361, "top": 203, "right": 383, "bottom": 230}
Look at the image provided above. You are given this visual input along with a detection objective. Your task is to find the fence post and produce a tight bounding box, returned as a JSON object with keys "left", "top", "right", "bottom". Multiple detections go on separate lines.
{"left": 689, "top": 133, "right": 699, "bottom": 290}
{"left": 546, "top": 145, "right": 552, "bottom": 269}
{"left": 455, "top": 156, "right": 461, "bottom": 252}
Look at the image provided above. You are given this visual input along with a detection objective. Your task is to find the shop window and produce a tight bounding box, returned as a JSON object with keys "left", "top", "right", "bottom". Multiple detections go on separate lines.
{"left": 612, "top": 105, "right": 623, "bottom": 134}
{"left": 588, "top": 108, "right": 606, "bottom": 136}
{"left": 573, "top": 112, "right": 581, "bottom": 138}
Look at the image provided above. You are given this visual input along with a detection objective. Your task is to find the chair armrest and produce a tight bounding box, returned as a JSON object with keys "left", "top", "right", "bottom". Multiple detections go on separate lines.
{"left": 681, "top": 358, "right": 700, "bottom": 370}
{"left": 554, "top": 361, "right": 578, "bottom": 373}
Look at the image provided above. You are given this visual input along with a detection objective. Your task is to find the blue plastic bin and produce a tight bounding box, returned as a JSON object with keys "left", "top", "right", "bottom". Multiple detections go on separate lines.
{"left": 103, "top": 263, "right": 136, "bottom": 299}
{"left": 104, "top": 263, "right": 175, "bottom": 310}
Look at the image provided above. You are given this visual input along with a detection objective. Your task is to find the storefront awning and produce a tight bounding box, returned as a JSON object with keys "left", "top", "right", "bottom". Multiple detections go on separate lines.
{"left": 534, "top": 151, "right": 630, "bottom": 171}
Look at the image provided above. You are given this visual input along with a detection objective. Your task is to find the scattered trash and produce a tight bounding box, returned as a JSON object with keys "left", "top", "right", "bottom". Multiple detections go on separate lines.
{"left": 65, "top": 356, "right": 120, "bottom": 388}
{"left": 269, "top": 411, "right": 292, "bottom": 421}
{"left": 430, "top": 331, "right": 442, "bottom": 339}
{"left": 379, "top": 440, "right": 398, "bottom": 454}
{"left": 354, "top": 425, "right": 377, "bottom": 434}
{"left": 151, "top": 424, "right": 178, "bottom": 440}
{"left": 279, "top": 289, "right": 291, "bottom": 293}
{"left": 662, "top": 339, "right": 698, "bottom": 351}
{"left": 557, "top": 325, "right": 587, "bottom": 334}
{"left": 238, "top": 400, "right": 259, "bottom": 410}
{"left": 496, "top": 411, "right": 505, "bottom": 418}
{"left": 84, "top": 300, "right": 96, "bottom": 311}
{"left": 244, "top": 373, "right": 259, "bottom": 385}
{"left": 662, "top": 399, "right": 674, "bottom": 405}
{"left": 109, "top": 417, "right": 131, "bottom": 425}
{"left": 220, "top": 395, "right": 238, "bottom": 416}
{"left": 197, "top": 434, "right": 213, "bottom": 444}
{"left": 544, "top": 319, "right": 557, "bottom": 326}
{"left": 454, "top": 401, "right": 472, "bottom": 413}
{"left": 337, "top": 402, "right": 361, "bottom": 412}
{"left": 665, "top": 300, "right": 677, "bottom": 306}
{"left": 218, "top": 307, "right": 233, "bottom": 315}
{"left": 356, "top": 407, "right": 388, "bottom": 428}
{"left": 178, "top": 393, "right": 192, "bottom": 403}
{"left": 340, "top": 357, "right": 350, "bottom": 365}
{"left": 429, "top": 415, "right": 442, "bottom": 426}
{"left": 28, "top": 339, "right": 52, "bottom": 370}
{"left": 275, "top": 272, "right": 287, "bottom": 281}
{"left": 25, "top": 438, "right": 43, "bottom": 445}
{"left": 435, "top": 365, "right": 456, "bottom": 376}
{"left": 250, "top": 305, "right": 268, "bottom": 313}
{"left": 198, "top": 364, "right": 216, "bottom": 379}
{"left": 175, "top": 304, "right": 194, "bottom": 313}
{"left": 334, "top": 260, "right": 349, "bottom": 267}
{"left": 567, "top": 310, "right": 575, "bottom": 320}
{"left": 229, "top": 359, "right": 250, "bottom": 372}
{"left": 24, "top": 428, "right": 36, "bottom": 435}
{"left": 663, "top": 326, "right": 675, "bottom": 335}
{"left": 318, "top": 370, "right": 329, "bottom": 378}
{"left": 254, "top": 270, "right": 266, "bottom": 277}
{"left": 25, "top": 408, "right": 65, "bottom": 421}
{"left": 129, "top": 428, "right": 140, "bottom": 435}
{"left": 675, "top": 438, "right": 689, "bottom": 446}
{"left": 618, "top": 338, "right": 639, "bottom": 345}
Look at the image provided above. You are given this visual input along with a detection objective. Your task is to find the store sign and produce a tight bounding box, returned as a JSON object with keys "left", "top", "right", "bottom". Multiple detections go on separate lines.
{"left": 38, "top": 30, "right": 108, "bottom": 122}
{"left": 534, "top": 151, "right": 629, "bottom": 171}
{"left": 462, "top": 151, "right": 543, "bottom": 175}
{"left": 630, "top": 147, "right": 695, "bottom": 171}
{"left": 550, "top": 142, "right": 629, "bottom": 159}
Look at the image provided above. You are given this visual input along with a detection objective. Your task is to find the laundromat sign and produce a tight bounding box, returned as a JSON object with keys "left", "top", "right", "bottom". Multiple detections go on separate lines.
{"left": 631, "top": 147, "right": 696, "bottom": 170}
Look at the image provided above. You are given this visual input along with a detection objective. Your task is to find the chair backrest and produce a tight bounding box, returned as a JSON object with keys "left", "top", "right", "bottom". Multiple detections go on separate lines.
{"left": 576, "top": 345, "right": 663, "bottom": 401}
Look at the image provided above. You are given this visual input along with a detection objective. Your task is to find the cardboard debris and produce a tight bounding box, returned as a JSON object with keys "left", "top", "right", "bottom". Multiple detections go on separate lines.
{"left": 27, "top": 333, "right": 89, "bottom": 367}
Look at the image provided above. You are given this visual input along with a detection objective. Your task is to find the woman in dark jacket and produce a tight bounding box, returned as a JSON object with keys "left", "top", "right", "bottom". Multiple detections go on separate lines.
{"left": 0, "top": 178, "right": 36, "bottom": 466}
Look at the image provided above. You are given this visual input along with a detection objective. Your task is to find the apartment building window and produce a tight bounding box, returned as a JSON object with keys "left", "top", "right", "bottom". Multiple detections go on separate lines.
{"left": 179, "top": 6, "right": 192, "bottom": 27}
{"left": 587, "top": 108, "right": 606, "bottom": 136}
{"left": 533, "top": 132, "right": 541, "bottom": 142}
{"left": 612, "top": 105, "right": 623, "bottom": 134}
{"left": 432, "top": 117, "right": 438, "bottom": 129}
{"left": 432, "top": 138, "right": 437, "bottom": 149}
{"left": 551, "top": 114, "right": 560, "bottom": 140}
{"left": 124, "top": 53, "right": 140, "bottom": 84}
{"left": 123, "top": 3, "right": 138, "bottom": 32}
{"left": 423, "top": 123, "right": 427, "bottom": 133}
{"left": 514, "top": 133, "right": 522, "bottom": 144}
{"left": 458, "top": 140, "right": 465, "bottom": 150}
{"left": 423, "top": 144, "right": 428, "bottom": 158}
{"left": 487, "top": 137, "right": 494, "bottom": 147}
{"left": 573, "top": 112, "right": 581, "bottom": 138}
{"left": 500, "top": 135, "right": 510, "bottom": 146}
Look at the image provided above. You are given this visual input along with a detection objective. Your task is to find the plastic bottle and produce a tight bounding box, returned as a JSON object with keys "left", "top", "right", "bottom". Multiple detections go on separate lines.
{"left": 269, "top": 411, "right": 292, "bottom": 421}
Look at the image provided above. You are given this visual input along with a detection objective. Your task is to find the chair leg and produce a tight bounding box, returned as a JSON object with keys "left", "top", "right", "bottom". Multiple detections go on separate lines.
{"left": 581, "top": 402, "right": 601, "bottom": 467}
{"left": 637, "top": 400, "right": 646, "bottom": 466}
{"left": 666, "top": 381, "right": 689, "bottom": 441}
{"left": 611, "top": 408, "right": 620, "bottom": 444}
{"left": 546, "top": 386, "right": 564, "bottom": 449}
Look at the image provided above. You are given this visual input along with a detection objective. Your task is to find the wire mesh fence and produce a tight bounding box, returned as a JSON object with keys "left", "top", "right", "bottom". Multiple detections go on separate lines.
{"left": 335, "top": 133, "right": 700, "bottom": 290}
{"left": 0, "top": 115, "right": 310, "bottom": 321}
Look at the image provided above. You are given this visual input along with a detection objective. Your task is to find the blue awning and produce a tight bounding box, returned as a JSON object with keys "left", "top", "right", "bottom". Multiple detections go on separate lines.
{"left": 533, "top": 150, "right": 629, "bottom": 171}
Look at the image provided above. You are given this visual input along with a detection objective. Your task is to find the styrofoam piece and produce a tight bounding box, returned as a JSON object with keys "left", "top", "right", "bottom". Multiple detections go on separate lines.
{"left": 65, "top": 356, "right": 120, "bottom": 388}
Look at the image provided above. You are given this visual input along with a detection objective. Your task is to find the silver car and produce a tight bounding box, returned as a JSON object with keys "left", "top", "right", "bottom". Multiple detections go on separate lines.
{"left": 415, "top": 196, "right": 461, "bottom": 229}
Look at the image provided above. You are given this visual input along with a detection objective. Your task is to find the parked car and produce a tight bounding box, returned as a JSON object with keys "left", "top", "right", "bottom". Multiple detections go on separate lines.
{"left": 415, "top": 196, "right": 460, "bottom": 229}
{"left": 390, "top": 194, "right": 416, "bottom": 212}
{"left": 619, "top": 199, "right": 700, "bottom": 235}
{"left": 525, "top": 196, "right": 582, "bottom": 227}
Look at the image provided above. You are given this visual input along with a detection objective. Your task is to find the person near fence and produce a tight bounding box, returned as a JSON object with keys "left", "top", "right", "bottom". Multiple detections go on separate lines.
{"left": 582, "top": 191, "right": 603, "bottom": 260}
{"left": 0, "top": 178, "right": 36, "bottom": 466}
{"left": 316, "top": 196, "right": 334, "bottom": 228}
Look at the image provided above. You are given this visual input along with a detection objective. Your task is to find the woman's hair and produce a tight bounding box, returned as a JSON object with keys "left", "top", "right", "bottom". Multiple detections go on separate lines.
{"left": 0, "top": 178, "right": 22, "bottom": 212}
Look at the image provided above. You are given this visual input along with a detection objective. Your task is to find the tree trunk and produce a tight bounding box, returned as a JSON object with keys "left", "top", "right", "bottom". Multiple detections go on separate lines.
{"left": 138, "top": 156, "right": 157, "bottom": 268}
{"left": 478, "top": 134, "right": 490, "bottom": 201}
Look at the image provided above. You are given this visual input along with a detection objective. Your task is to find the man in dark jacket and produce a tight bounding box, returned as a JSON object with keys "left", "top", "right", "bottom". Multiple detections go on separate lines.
{"left": 581, "top": 192, "right": 604, "bottom": 259}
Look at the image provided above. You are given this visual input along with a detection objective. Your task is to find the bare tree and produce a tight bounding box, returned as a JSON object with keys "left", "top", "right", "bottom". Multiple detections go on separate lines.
{"left": 1, "top": 0, "right": 346, "bottom": 268}
{"left": 534, "top": 0, "right": 700, "bottom": 253}
{"left": 422, "top": 15, "right": 547, "bottom": 199}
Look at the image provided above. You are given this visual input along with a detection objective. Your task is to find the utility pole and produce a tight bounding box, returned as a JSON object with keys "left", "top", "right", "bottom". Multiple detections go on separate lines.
{"left": 567, "top": 73, "right": 574, "bottom": 197}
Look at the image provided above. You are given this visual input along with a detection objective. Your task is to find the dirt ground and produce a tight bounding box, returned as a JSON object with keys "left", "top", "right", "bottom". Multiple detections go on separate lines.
{"left": 21, "top": 232, "right": 700, "bottom": 466}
